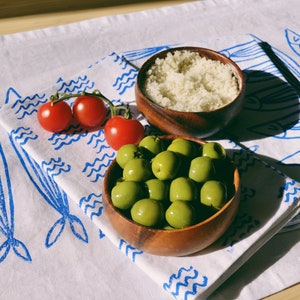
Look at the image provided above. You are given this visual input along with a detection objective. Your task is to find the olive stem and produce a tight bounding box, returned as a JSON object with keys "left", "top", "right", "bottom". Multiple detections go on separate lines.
{"left": 50, "top": 90, "right": 131, "bottom": 118}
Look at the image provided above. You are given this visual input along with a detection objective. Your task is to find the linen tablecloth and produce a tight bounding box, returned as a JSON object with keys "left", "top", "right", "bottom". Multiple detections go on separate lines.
{"left": 0, "top": 0, "right": 299, "bottom": 299}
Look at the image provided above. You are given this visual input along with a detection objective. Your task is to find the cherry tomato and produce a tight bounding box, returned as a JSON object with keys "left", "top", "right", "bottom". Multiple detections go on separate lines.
{"left": 72, "top": 96, "right": 108, "bottom": 128}
{"left": 37, "top": 101, "right": 72, "bottom": 133}
{"left": 104, "top": 116, "right": 144, "bottom": 150}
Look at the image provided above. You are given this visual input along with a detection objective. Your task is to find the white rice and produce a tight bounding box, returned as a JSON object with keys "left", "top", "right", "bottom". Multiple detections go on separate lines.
{"left": 144, "top": 50, "right": 240, "bottom": 112}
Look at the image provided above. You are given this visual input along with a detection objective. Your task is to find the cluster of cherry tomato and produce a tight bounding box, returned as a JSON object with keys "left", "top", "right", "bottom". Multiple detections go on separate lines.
{"left": 37, "top": 90, "right": 144, "bottom": 150}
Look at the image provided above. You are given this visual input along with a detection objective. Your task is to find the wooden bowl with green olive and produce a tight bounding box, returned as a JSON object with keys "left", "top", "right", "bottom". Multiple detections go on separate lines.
{"left": 102, "top": 135, "right": 240, "bottom": 256}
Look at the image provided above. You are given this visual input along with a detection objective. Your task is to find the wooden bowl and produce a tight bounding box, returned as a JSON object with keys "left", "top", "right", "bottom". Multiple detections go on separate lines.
{"left": 102, "top": 135, "right": 240, "bottom": 256}
{"left": 135, "top": 46, "right": 245, "bottom": 138}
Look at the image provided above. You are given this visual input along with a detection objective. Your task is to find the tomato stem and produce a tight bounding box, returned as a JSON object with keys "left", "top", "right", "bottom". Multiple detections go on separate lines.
{"left": 50, "top": 90, "right": 132, "bottom": 119}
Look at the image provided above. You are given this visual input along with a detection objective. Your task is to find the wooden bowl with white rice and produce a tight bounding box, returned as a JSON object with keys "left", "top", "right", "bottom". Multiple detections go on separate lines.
{"left": 135, "top": 47, "right": 245, "bottom": 137}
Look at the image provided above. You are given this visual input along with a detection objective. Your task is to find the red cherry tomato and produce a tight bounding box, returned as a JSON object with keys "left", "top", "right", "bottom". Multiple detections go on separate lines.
{"left": 37, "top": 101, "right": 72, "bottom": 133}
{"left": 72, "top": 96, "right": 108, "bottom": 128}
{"left": 104, "top": 116, "right": 144, "bottom": 150}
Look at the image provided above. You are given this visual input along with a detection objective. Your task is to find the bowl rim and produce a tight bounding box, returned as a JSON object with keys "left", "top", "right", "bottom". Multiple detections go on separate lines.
{"left": 136, "top": 46, "right": 246, "bottom": 114}
{"left": 103, "top": 135, "right": 240, "bottom": 234}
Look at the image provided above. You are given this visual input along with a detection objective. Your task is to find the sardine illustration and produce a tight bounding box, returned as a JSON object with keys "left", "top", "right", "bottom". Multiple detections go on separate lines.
{"left": 285, "top": 29, "right": 300, "bottom": 56}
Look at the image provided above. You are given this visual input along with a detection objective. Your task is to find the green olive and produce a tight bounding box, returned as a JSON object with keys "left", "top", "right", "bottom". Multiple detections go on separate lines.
{"left": 167, "top": 138, "right": 197, "bottom": 158}
{"left": 200, "top": 180, "right": 227, "bottom": 210}
{"left": 188, "top": 156, "right": 215, "bottom": 183}
{"left": 116, "top": 144, "right": 143, "bottom": 168}
{"left": 165, "top": 200, "right": 195, "bottom": 229}
{"left": 123, "top": 158, "right": 153, "bottom": 182}
{"left": 131, "top": 198, "right": 164, "bottom": 227}
{"left": 145, "top": 178, "right": 169, "bottom": 201}
{"left": 111, "top": 181, "right": 145, "bottom": 210}
{"left": 139, "top": 135, "right": 165, "bottom": 156}
{"left": 202, "top": 142, "right": 226, "bottom": 160}
{"left": 151, "top": 150, "right": 181, "bottom": 180}
{"left": 169, "top": 177, "right": 198, "bottom": 202}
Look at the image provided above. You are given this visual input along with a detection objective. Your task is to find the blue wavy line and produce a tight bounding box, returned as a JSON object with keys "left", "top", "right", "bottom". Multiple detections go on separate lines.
{"left": 95, "top": 144, "right": 112, "bottom": 154}
{"left": 84, "top": 158, "right": 112, "bottom": 177}
{"left": 16, "top": 109, "right": 39, "bottom": 120}
{"left": 19, "top": 134, "right": 38, "bottom": 146}
{"left": 11, "top": 127, "right": 38, "bottom": 145}
{"left": 118, "top": 80, "right": 136, "bottom": 95}
{"left": 113, "top": 69, "right": 138, "bottom": 88}
{"left": 82, "top": 153, "right": 115, "bottom": 173}
{"left": 163, "top": 266, "right": 194, "bottom": 289}
{"left": 12, "top": 127, "right": 30, "bottom": 140}
{"left": 12, "top": 95, "right": 46, "bottom": 111}
{"left": 88, "top": 168, "right": 109, "bottom": 183}
{"left": 59, "top": 81, "right": 95, "bottom": 94}
{"left": 283, "top": 179, "right": 300, "bottom": 203}
{"left": 115, "top": 73, "right": 138, "bottom": 92}
{"left": 56, "top": 76, "right": 88, "bottom": 91}
{"left": 52, "top": 133, "right": 89, "bottom": 150}
{"left": 87, "top": 130, "right": 103, "bottom": 144}
{"left": 119, "top": 240, "right": 143, "bottom": 262}
{"left": 183, "top": 276, "right": 209, "bottom": 300}
{"left": 92, "top": 138, "right": 106, "bottom": 149}
{"left": 83, "top": 199, "right": 102, "bottom": 211}
{"left": 163, "top": 266, "right": 209, "bottom": 299}
{"left": 89, "top": 206, "right": 104, "bottom": 220}
{"left": 41, "top": 158, "right": 71, "bottom": 177}
{"left": 231, "top": 151, "right": 257, "bottom": 174}
{"left": 78, "top": 192, "right": 102, "bottom": 207}
{"left": 14, "top": 103, "right": 39, "bottom": 115}
{"left": 41, "top": 157, "right": 63, "bottom": 168}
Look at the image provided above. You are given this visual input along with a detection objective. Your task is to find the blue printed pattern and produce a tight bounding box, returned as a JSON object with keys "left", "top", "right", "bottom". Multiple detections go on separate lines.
{"left": 286, "top": 29, "right": 300, "bottom": 56}
{"left": 0, "top": 34, "right": 299, "bottom": 300}
{"left": 9, "top": 134, "right": 88, "bottom": 248}
{"left": 163, "top": 266, "right": 208, "bottom": 300}
{"left": 0, "top": 144, "right": 32, "bottom": 262}
{"left": 223, "top": 35, "right": 299, "bottom": 164}
{"left": 79, "top": 192, "right": 104, "bottom": 221}
{"left": 119, "top": 239, "right": 143, "bottom": 262}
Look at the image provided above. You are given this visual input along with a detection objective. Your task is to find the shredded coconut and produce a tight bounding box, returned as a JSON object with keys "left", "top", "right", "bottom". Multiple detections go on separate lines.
{"left": 144, "top": 50, "right": 239, "bottom": 112}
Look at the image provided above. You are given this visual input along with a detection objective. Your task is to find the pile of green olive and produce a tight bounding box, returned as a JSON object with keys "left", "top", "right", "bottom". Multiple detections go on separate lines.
{"left": 110, "top": 136, "right": 235, "bottom": 229}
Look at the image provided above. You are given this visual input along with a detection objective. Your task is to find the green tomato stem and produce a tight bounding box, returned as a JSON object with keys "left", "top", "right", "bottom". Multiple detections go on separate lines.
{"left": 50, "top": 89, "right": 131, "bottom": 119}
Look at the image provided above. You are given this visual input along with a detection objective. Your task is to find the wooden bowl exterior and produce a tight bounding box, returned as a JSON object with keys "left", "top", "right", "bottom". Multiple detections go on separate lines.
{"left": 102, "top": 135, "right": 240, "bottom": 256}
{"left": 135, "top": 47, "right": 245, "bottom": 138}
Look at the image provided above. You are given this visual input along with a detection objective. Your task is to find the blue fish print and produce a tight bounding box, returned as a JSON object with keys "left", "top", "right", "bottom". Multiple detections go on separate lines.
{"left": 0, "top": 143, "right": 32, "bottom": 262}
{"left": 121, "top": 45, "right": 175, "bottom": 62}
{"left": 285, "top": 28, "right": 300, "bottom": 56}
{"left": 219, "top": 36, "right": 300, "bottom": 145}
{"left": 9, "top": 135, "right": 88, "bottom": 248}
